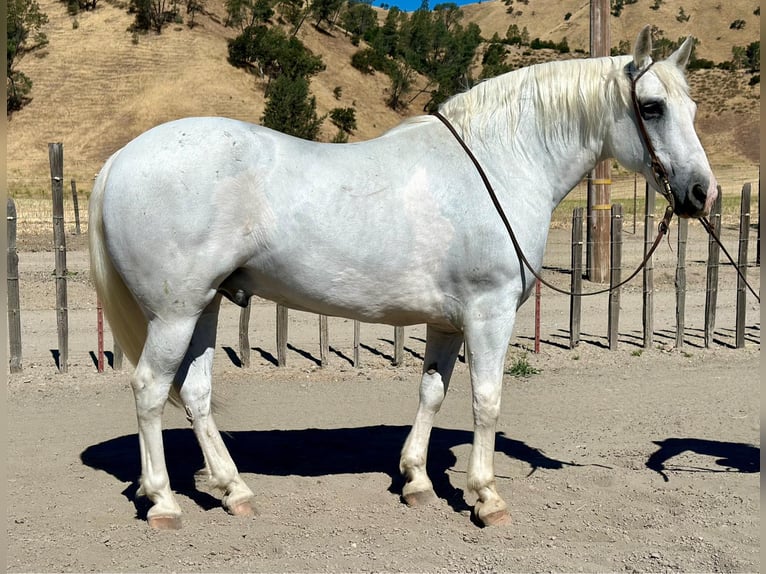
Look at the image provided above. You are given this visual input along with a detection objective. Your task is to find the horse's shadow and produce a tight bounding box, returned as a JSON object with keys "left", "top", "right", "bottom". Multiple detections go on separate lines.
{"left": 646, "top": 437, "right": 760, "bottom": 481}
{"left": 80, "top": 425, "right": 571, "bottom": 518}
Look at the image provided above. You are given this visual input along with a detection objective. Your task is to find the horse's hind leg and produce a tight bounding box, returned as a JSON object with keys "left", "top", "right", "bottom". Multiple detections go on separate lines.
{"left": 175, "top": 295, "right": 255, "bottom": 517}
{"left": 400, "top": 325, "right": 463, "bottom": 505}
{"left": 132, "top": 315, "right": 199, "bottom": 529}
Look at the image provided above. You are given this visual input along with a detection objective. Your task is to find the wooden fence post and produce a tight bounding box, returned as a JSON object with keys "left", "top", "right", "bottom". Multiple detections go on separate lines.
{"left": 735, "top": 183, "right": 751, "bottom": 349}
{"left": 675, "top": 217, "right": 689, "bottom": 348}
{"left": 239, "top": 300, "right": 251, "bottom": 368}
{"left": 70, "top": 179, "right": 81, "bottom": 235}
{"left": 642, "top": 181, "right": 655, "bottom": 349}
{"left": 113, "top": 343, "right": 123, "bottom": 370}
{"left": 7, "top": 198, "right": 22, "bottom": 373}
{"left": 49, "top": 143, "right": 69, "bottom": 373}
{"left": 393, "top": 326, "right": 404, "bottom": 366}
{"left": 569, "top": 207, "right": 583, "bottom": 348}
{"left": 276, "top": 304, "right": 288, "bottom": 366}
{"left": 353, "top": 320, "right": 361, "bottom": 368}
{"left": 704, "top": 188, "right": 723, "bottom": 347}
{"left": 319, "top": 315, "right": 329, "bottom": 367}
{"left": 608, "top": 204, "right": 622, "bottom": 350}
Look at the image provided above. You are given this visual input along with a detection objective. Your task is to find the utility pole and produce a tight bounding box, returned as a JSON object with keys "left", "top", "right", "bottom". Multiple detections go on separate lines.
{"left": 588, "top": 0, "right": 611, "bottom": 282}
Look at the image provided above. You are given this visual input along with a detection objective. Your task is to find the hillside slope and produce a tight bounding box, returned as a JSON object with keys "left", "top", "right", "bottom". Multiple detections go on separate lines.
{"left": 7, "top": 0, "right": 430, "bottom": 187}
{"left": 6, "top": 0, "right": 760, "bottom": 191}
{"left": 462, "top": 0, "right": 760, "bottom": 63}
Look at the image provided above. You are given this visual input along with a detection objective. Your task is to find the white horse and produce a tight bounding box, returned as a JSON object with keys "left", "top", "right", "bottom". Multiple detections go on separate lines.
{"left": 90, "top": 26, "right": 717, "bottom": 529}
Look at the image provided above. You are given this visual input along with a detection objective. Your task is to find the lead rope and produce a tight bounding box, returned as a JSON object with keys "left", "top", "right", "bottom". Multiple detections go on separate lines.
{"left": 698, "top": 216, "right": 760, "bottom": 302}
{"left": 432, "top": 110, "right": 673, "bottom": 298}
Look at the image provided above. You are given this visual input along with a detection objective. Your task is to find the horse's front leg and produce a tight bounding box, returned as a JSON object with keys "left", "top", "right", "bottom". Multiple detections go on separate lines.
{"left": 464, "top": 311, "right": 516, "bottom": 526}
{"left": 400, "top": 325, "right": 463, "bottom": 505}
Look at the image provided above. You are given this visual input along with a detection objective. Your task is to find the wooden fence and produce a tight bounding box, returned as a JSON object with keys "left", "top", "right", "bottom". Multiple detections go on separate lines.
{"left": 5, "top": 150, "right": 761, "bottom": 373}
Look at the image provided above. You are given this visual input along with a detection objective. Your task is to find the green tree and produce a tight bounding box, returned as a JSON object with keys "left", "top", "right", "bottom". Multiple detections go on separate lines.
{"left": 128, "top": 0, "right": 180, "bottom": 33}
{"left": 371, "top": 7, "right": 404, "bottom": 58}
{"left": 480, "top": 40, "right": 513, "bottom": 79}
{"left": 225, "top": 0, "right": 274, "bottom": 29}
{"left": 7, "top": 0, "right": 49, "bottom": 113}
{"left": 731, "top": 45, "right": 747, "bottom": 69}
{"left": 385, "top": 59, "right": 414, "bottom": 110}
{"left": 228, "top": 24, "right": 324, "bottom": 79}
{"left": 505, "top": 23, "right": 529, "bottom": 46}
{"left": 350, "top": 47, "right": 388, "bottom": 74}
{"left": 186, "top": 0, "right": 206, "bottom": 28}
{"left": 745, "top": 41, "right": 760, "bottom": 72}
{"left": 278, "top": 0, "right": 309, "bottom": 34}
{"left": 311, "top": 0, "right": 343, "bottom": 29}
{"left": 330, "top": 106, "right": 357, "bottom": 141}
{"left": 60, "top": 0, "right": 98, "bottom": 15}
{"left": 262, "top": 75, "right": 325, "bottom": 140}
{"left": 339, "top": 0, "right": 378, "bottom": 45}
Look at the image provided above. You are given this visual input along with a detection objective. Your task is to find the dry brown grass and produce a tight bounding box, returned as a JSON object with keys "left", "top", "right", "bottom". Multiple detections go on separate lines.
{"left": 462, "top": 0, "right": 760, "bottom": 63}
{"left": 6, "top": 0, "right": 760, "bottom": 198}
{"left": 10, "top": 196, "right": 88, "bottom": 240}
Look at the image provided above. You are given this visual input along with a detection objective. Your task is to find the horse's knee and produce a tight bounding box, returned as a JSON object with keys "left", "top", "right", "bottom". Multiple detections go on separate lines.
{"left": 471, "top": 386, "right": 502, "bottom": 426}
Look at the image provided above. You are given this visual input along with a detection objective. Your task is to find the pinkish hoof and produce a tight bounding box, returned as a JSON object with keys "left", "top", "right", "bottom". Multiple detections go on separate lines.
{"left": 148, "top": 515, "right": 182, "bottom": 530}
{"left": 402, "top": 489, "right": 437, "bottom": 507}
{"left": 228, "top": 500, "right": 255, "bottom": 517}
{"left": 477, "top": 507, "right": 511, "bottom": 527}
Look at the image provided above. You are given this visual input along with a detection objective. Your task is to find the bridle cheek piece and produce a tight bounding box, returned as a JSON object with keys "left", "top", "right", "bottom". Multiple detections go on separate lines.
{"left": 628, "top": 61, "right": 675, "bottom": 232}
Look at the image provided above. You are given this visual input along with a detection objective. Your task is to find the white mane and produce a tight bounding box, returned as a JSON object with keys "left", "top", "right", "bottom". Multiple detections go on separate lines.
{"left": 438, "top": 55, "right": 690, "bottom": 152}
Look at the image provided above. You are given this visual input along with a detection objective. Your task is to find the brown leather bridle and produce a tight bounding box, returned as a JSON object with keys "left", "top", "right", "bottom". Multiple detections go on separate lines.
{"left": 629, "top": 62, "right": 675, "bottom": 216}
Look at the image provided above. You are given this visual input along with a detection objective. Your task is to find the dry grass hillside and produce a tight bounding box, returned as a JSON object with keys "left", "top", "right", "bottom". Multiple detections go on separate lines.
{"left": 6, "top": 0, "right": 760, "bottom": 194}
{"left": 463, "top": 0, "right": 760, "bottom": 63}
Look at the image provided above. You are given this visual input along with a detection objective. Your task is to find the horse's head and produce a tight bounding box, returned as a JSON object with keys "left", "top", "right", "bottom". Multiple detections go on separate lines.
{"left": 609, "top": 26, "right": 717, "bottom": 217}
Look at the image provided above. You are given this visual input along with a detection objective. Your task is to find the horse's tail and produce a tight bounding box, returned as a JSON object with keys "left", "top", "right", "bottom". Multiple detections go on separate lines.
{"left": 89, "top": 151, "right": 147, "bottom": 368}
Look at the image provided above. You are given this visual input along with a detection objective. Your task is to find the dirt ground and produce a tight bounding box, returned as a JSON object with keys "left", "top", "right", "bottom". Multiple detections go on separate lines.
{"left": 6, "top": 223, "right": 761, "bottom": 573}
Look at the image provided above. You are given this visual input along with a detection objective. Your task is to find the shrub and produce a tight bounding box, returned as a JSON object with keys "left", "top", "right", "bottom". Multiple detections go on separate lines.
{"left": 350, "top": 47, "right": 388, "bottom": 75}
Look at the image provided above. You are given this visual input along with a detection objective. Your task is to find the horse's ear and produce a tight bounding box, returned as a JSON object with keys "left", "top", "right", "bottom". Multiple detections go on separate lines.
{"left": 632, "top": 25, "right": 653, "bottom": 71}
{"left": 667, "top": 36, "right": 694, "bottom": 70}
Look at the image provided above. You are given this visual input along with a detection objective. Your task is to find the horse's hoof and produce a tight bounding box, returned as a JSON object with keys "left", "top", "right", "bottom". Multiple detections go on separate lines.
{"left": 402, "top": 489, "right": 437, "bottom": 507}
{"left": 228, "top": 500, "right": 255, "bottom": 517}
{"left": 147, "top": 515, "right": 182, "bottom": 530}
{"left": 479, "top": 508, "right": 511, "bottom": 527}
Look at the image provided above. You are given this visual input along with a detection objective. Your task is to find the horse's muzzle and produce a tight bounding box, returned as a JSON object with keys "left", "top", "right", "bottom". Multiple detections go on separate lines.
{"left": 677, "top": 176, "right": 718, "bottom": 218}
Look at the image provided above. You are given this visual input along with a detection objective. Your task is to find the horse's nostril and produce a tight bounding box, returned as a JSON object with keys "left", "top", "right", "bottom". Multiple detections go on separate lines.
{"left": 692, "top": 183, "right": 707, "bottom": 205}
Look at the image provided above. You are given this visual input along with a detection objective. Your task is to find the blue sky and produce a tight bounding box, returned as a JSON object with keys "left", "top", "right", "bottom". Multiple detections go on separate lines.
{"left": 374, "top": 0, "right": 483, "bottom": 12}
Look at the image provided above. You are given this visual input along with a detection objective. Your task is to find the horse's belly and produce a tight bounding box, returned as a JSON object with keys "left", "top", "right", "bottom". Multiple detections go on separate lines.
{"left": 225, "top": 259, "right": 453, "bottom": 327}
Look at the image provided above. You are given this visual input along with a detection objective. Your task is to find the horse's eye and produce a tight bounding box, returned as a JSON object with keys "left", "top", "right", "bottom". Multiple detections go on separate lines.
{"left": 639, "top": 100, "right": 664, "bottom": 120}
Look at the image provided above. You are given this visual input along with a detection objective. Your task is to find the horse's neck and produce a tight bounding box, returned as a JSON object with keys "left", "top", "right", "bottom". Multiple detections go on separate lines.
{"left": 468, "top": 113, "right": 603, "bottom": 216}
{"left": 444, "top": 61, "right": 617, "bottom": 214}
